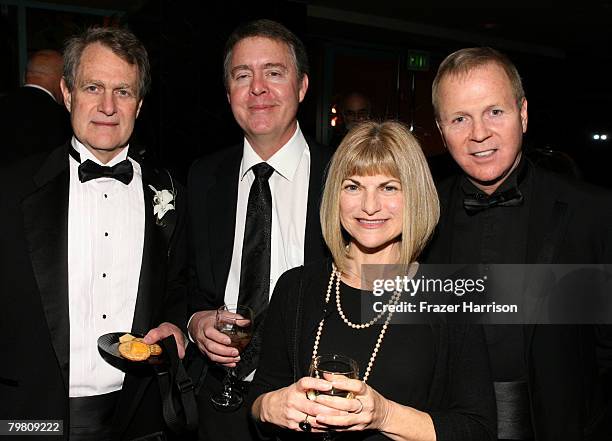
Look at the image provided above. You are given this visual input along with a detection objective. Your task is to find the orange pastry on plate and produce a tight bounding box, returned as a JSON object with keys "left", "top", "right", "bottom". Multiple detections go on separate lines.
{"left": 118, "top": 340, "right": 151, "bottom": 361}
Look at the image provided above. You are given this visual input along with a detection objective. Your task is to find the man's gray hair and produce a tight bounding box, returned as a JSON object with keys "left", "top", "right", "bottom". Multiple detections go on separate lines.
{"left": 63, "top": 26, "right": 150, "bottom": 99}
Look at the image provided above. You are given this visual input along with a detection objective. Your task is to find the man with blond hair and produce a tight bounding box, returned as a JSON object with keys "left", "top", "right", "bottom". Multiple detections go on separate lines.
{"left": 425, "top": 47, "right": 612, "bottom": 441}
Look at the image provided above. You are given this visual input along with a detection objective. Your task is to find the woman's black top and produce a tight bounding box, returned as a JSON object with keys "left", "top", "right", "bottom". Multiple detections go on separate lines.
{"left": 248, "top": 259, "right": 496, "bottom": 441}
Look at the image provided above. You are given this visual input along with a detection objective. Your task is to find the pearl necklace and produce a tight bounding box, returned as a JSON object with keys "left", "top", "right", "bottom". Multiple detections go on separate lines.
{"left": 310, "top": 264, "right": 402, "bottom": 383}
{"left": 336, "top": 268, "right": 402, "bottom": 329}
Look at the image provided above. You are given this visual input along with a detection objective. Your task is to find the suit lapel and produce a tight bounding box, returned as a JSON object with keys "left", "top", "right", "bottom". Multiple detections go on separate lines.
{"left": 426, "top": 176, "right": 460, "bottom": 264}
{"left": 526, "top": 170, "right": 569, "bottom": 264}
{"left": 116, "top": 161, "right": 179, "bottom": 435}
{"left": 304, "top": 141, "right": 331, "bottom": 263}
{"left": 22, "top": 145, "right": 71, "bottom": 391}
{"left": 208, "top": 148, "right": 242, "bottom": 302}
{"left": 130, "top": 162, "right": 177, "bottom": 334}
{"left": 524, "top": 167, "right": 570, "bottom": 367}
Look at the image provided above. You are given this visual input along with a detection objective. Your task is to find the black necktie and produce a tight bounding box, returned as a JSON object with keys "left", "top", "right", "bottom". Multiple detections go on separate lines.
{"left": 463, "top": 187, "right": 524, "bottom": 214}
{"left": 234, "top": 162, "right": 274, "bottom": 380}
{"left": 237, "top": 162, "right": 274, "bottom": 316}
{"left": 69, "top": 146, "right": 133, "bottom": 185}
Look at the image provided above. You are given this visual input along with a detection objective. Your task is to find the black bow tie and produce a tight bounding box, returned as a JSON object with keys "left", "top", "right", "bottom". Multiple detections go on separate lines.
{"left": 69, "top": 146, "right": 133, "bottom": 185}
{"left": 78, "top": 159, "right": 133, "bottom": 184}
{"left": 463, "top": 187, "right": 524, "bottom": 214}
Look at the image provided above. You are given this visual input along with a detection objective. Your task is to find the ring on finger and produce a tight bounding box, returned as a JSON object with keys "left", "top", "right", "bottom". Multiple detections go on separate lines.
{"left": 299, "top": 415, "right": 312, "bottom": 432}
{"left": 353, "top": 397, "right": 364, "bottom": 414}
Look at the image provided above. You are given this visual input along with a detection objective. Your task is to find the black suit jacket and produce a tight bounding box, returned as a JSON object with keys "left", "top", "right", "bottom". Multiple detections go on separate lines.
{"left": 0, "top": 143, "right": 187, "bottom": 440}
{"left": 0, "top": 87, "right": 71, "bottom": 165}
{"left": 424, "top": 164, "right": 612, "bottom": 441}
{"left": 187, "top": 139, "right": 332, "bottom": 312}
{"left": 185, "top": 139, "right": 331, "bottom": 441}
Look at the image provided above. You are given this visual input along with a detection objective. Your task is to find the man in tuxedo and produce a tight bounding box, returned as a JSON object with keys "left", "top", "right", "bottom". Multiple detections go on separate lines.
{"left": 0, "top": 27, "right": 187, "bottom": 440}
{"left": 0, "top": 49, "right": 71, "bottom": 164}
{"left": 187, "top": 19, "right": 332, "bottom": 441}
{"left": 424, "top": 47, "right": 612, "bottom": 440}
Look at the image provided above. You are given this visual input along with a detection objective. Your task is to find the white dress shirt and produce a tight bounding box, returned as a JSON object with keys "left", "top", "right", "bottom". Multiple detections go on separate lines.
{"left": 67, "top": 138, "right": 145, "bottom": 397}
{"left": 224, "top": 124, "right": 310, "bottom": 306}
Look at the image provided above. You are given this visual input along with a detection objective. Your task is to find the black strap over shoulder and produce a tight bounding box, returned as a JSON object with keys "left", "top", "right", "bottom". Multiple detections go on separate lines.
{"left": 154, "top": 336, "right": 198, "bottom": 434}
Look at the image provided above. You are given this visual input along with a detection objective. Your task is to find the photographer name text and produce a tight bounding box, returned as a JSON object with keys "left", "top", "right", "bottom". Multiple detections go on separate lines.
{"left": 373, "top": 301, "right": 518, "bottom": 313}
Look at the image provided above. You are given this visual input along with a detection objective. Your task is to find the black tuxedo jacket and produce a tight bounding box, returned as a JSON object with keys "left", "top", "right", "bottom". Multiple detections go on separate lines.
{"left": 0, "top": 86, "right": 71, "bottom": 165}
{"left": 187, "top": 139, "right": 332, "bottom": 312}
{"left": 0, "top": 143, "right": 187, "bottom": 440}
{"left": 424, "top": 164, "right": 612, "bottom": 441}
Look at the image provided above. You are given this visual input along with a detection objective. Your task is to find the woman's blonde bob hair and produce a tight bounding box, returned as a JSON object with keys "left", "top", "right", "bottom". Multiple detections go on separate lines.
{"left": 320, "top": 121, "right": 439, "bottom": 272}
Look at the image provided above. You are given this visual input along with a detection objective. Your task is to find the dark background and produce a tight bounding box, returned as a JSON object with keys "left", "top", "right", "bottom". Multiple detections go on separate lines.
{"left": 2, "top": 1, "right": 611, "bottom": 186}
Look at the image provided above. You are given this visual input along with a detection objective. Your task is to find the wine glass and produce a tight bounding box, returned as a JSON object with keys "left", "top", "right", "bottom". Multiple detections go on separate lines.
{"left": 307, "top": 354, "right": 359, "bottom": 440}
{"left": 210, "top": 304, "right": 253, "bottom": 410}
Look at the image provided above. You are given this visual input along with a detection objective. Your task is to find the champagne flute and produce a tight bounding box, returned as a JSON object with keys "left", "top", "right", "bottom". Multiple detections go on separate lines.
{"left": 210, "top": 304, "right": 253, "bottom": 410}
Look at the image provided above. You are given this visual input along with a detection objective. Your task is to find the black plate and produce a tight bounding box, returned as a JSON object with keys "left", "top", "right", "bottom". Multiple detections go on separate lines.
{"left": 97, "top": 332, "right": 168, "bottom": 372}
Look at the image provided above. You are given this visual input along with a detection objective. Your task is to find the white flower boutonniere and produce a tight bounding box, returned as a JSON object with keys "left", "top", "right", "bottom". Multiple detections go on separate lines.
{"left": 149, "top": 185, "right": 175, "bottom": 226}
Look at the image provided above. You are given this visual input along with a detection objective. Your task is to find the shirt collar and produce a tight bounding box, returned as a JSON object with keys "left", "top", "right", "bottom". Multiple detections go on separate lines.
{"left": 71, "top": 136, "right": 129, "bottom": 167}
{"left": 240, "top": 123, "right": 307, "bottom": 182}
{"left": 24, "top": 84, "right": 56, "bottom": 103}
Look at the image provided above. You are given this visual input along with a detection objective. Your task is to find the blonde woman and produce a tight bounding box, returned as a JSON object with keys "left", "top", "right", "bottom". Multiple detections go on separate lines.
{"left": 249, "top": 121, "right": 496, "bottom": 441}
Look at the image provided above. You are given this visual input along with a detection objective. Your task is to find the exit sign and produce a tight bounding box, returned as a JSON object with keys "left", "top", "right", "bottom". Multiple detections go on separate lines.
{"left": 407, "top": 51, "right": 429, "bottom": 71}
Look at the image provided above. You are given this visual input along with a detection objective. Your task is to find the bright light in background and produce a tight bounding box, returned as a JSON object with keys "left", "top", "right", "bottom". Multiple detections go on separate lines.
{"left": 330, "top": 104, "right": 338, "bottom": 127}
{"left": 592, "top": 133, "right": 609, "bottom": 141}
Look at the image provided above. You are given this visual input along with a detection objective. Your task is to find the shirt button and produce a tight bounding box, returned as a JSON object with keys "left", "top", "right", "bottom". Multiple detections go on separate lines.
{"left": 104, "top": 232, "right": 109, "bottom": 237}
{"left": 104, "top": 194, "right": 108, "bottom": 199}
{"left": 102, "top": 314, "right": 107, "bottom": 319}
{"left": 102, "top": 273, "right": 107, "bottom": 278}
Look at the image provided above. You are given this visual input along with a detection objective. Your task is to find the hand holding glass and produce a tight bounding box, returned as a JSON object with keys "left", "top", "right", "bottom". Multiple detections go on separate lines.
{"left": 209, "top": 304, "right": 253, "bottom": 410}
{"left": 307, "top": 354, "right": 359, "bottom": 400}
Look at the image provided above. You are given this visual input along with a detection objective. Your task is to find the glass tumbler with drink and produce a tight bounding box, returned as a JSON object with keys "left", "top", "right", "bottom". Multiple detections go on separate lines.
{"left": 308, "top": 354, "right": 359, "bottom": 398}
{"left": 304, "top": 354, "right": 359, "bottom": 438}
